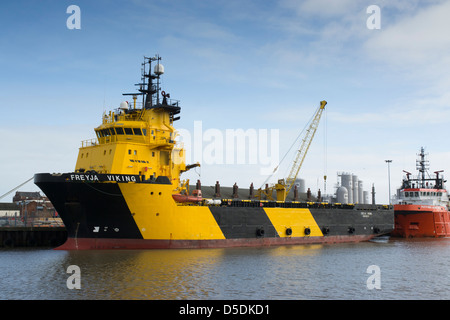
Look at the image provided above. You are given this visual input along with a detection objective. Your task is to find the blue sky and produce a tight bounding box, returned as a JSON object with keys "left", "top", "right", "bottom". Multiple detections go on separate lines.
{"left": 1, "top": 0, "right": 450, "bottom": 203}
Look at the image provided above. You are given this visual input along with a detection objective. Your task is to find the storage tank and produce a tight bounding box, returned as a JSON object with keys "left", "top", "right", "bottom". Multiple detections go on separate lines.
{"left": 358, "top": 180, "right": 363, "bottom": 204}
{"left": 294, "top": 178, "right": 306, "bottom": 193}
{"left": 363, "top": 191, "right": 369, "bottom": 204}
{"left": 352, "top": 175, "right": 359, "bottom": 203}
{"left": 337, "top": 186, "right": 348, "bottom": 204}
{"left": 341, "top": 173, "right": 353, "bottom": 203}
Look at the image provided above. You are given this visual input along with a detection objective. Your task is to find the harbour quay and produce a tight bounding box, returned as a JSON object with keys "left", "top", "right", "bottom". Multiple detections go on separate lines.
{"left": 0, "top": 226, "right": 67, "bottom": 248}
{"left": 0, "top": 192, "right": 67, "bottom": 248}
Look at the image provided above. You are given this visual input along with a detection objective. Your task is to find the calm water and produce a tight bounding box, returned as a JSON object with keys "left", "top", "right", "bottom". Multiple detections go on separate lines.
{"left": 0, "top": 238, "right": 449, "bottom": 300}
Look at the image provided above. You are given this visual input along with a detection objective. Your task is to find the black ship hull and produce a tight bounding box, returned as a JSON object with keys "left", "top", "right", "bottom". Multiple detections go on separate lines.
{"left": 35, "top": 173, "right": 394, "bottom": 250}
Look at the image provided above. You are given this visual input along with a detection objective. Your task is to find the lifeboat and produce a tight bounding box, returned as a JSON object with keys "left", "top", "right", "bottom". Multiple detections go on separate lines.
{"left": 172, "top": 189, "right": 202, "bottom": 203}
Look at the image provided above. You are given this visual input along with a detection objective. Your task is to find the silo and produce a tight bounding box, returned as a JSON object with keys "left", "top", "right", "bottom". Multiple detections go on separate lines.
{"left": 294, "top": 178, "right": 306, "bottom": 193}
{"left": 337, "top": 186, "right": 348, "bottom": 204}
{"left": 358, "top": 180, "right": 363, "bottom": 204}
{"left": 341, "top": 173, "right": 353, "bottom": 203}
{"left": 363, "top": 191, "right": 369, "bottom": 204}
{"left": 299, "top": 179, "right": 306, "bottom": 193}
{"left": 352, "top": 175, "right": 359, "bottom": 203}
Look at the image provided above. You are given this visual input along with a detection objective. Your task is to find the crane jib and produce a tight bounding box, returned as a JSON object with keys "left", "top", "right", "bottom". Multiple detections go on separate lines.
{"left": 285, "top": 101, "right": 327, "bottom": 197}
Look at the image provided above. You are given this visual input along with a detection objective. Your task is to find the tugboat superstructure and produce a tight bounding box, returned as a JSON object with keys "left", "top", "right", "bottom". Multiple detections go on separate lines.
{"left": 34, "top": 55, "right": 394, "bottom": 249}
{"left": 392, "top": 147, "right": 450, "bottom": 237}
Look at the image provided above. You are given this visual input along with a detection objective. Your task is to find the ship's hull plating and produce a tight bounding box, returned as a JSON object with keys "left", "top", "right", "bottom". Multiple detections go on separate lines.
{"left": 35, "top": 173, "right": 394, "bottom": 250}
{"left": 392, "top": 204, "right": 450, "bottom": 238}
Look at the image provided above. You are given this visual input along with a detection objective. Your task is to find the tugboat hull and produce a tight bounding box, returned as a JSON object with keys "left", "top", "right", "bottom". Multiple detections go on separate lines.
{"left": 392, "top": 204, "right": 450, "bottom": 238}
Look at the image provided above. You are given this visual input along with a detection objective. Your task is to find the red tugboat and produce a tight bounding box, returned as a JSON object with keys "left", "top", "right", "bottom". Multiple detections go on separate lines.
{"left": 392, "top": 147, "right": 450, "bottom": 238}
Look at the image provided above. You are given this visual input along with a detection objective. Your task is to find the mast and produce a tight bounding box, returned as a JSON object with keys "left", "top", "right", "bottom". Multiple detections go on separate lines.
{"left": 123, "top": 55, "right": 163, "bottom": 109}
{"left": 400, "top": 147, "right": 445, "bottom": 190}
{"left": 416, "top": 147, "right": 429, "bottom": 188}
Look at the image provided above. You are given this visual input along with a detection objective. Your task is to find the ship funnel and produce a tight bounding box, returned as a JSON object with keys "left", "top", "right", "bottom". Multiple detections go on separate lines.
{"left": 154, "top": 63, "right": 164, "bottom": 75}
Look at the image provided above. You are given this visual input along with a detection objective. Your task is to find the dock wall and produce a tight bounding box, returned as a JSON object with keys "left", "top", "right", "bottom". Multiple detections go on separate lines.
{"left": 0, "top": 227, "right": 67, "bottom": 248}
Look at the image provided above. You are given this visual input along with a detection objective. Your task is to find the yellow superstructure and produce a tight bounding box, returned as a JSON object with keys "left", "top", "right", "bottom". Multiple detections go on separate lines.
{"left": 74, "top": 56, "right": 189, "bottom": 190}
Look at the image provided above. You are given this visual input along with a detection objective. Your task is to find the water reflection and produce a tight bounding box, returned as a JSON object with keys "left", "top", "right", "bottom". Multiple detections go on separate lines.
{"left": 60, "top": 249, "right": 223, "bottom": 299}
{"left": 1, "top": 238, "right": 449, "bottom": 300}
{"left": 56, "top": 245, "right": 332, "bottom": 300}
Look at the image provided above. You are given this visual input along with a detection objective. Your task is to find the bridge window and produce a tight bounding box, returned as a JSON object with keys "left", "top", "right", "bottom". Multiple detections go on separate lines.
{"left": 133, "top": 128, "right": 142, "bottom": 135}
{"left": 116, "top": 127, "right": 124, "bottom": 135}
{"left": 124, "top": 128, "right": 133, "bottom": 135}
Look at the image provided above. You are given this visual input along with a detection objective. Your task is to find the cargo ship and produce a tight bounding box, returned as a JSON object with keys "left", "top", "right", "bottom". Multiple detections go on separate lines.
{"left": 34, "top": 55, "right": 394, "bottom": 249}
{"left": 391, "top": 147, "right": 450, "bottom": 238}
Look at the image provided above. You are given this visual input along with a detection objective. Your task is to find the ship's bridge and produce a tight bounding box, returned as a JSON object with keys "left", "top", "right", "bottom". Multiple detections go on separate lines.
{"left": 88, "top": 99, "right": 179, "bottom": 147}
{"left": 397, "top": 188, "right": 448, "bottom": 206}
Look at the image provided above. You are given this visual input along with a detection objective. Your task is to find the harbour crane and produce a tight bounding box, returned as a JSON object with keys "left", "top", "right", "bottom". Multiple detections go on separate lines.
{"left": 257, "top": 100, "right": 327, "bottom": 201}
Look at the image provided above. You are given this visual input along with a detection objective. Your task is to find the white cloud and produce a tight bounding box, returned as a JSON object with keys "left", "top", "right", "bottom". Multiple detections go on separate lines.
{"left": 329, "top": 102, "right": 450, "bottom": 126}
{"left": 280, "top": 0, "right": 361, "bottom": 18}
{"left": 365, "top": 1, "right": 450, "bottom": 69}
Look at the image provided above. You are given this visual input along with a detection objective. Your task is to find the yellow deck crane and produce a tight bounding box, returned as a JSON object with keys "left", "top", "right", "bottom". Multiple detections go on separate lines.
{"left": 257, "top": 100, "right": 327, "bottom": 201}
